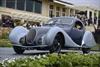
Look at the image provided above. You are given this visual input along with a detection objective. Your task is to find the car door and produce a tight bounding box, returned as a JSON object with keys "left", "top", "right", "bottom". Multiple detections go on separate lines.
{"left": 69, "top": 20, "right": 85, "bottom": 45}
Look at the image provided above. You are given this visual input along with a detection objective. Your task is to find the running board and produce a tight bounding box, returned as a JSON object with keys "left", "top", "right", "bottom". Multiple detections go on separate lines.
{"left": 13, "top": 44, "right": 49, "bottom": 50}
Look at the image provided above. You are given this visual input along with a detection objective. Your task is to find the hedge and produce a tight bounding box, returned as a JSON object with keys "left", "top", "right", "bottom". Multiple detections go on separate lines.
{"left": 0, "top": 53, "right": 100, "bottom": 67}
{"left": 0, "top": 27, "right": 10, "bottom": 39}
{"left": 0, "top": 27, "right": 12, "bottom": 47}
{"left": 0, "top": 39, "right": 12, "bottom": 47}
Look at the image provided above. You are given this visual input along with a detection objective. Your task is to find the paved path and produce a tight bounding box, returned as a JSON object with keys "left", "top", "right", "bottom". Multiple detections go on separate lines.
{"left": 0, "top": 47, "right": 100, "bottom": 62}
{"left": 0, "top": 47, "right": 50, "bottom": 61}
{"left": 86, "top": 25, "right": 95, "bottom": 31}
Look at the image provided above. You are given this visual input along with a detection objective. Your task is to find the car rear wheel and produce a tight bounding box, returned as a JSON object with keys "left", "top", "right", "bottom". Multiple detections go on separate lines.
{"left": 49, "top": 32, "right": 65, "bottom": 53}
{"left": 82, "top": 48, "right": 90, "bottom": 54}
{"left": 13, "top": 46, "right": 25, "bottom": 54}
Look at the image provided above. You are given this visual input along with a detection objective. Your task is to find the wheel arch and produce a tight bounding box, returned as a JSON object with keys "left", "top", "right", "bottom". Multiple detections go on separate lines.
{"left": 45, "top": 27, "right": 65, "bottom": 47}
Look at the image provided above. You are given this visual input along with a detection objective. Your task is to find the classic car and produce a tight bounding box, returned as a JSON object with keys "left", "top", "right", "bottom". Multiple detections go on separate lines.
{"left": 9, "top": 16, "right": 96, "bottom": 54}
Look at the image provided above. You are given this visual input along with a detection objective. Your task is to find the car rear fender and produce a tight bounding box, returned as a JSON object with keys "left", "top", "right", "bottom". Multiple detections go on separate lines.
{"left": 82, "top": 31, "right": 96, "bottom": 48}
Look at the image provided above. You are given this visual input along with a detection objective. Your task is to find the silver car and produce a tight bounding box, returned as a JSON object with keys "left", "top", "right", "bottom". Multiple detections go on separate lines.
{"left": 9, "top": 16, "right": 96, "bottom": 54}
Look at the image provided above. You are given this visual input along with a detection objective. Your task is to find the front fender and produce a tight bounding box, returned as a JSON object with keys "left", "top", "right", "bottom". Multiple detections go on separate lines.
{"left": 9, "top": 26, "right": 29, "bottom": 44}
{"left": 82, "top": 31, "right": 96, "bottom": 48}
{"left": 45, "top": 26, "right": 64, "bottom": 46}
{"left": 44, "top": 26, "right": 81, "bottom": 48}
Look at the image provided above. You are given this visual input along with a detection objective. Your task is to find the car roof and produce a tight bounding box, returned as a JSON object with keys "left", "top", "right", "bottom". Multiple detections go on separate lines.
{"left": 51, "top": 16, "right": 82, "bottom": 24}
{"left": 53, "top": 16, "right": 81, "bottom": 21}
{"left": 53, "top": 16, "right": 79, "bottom": 20}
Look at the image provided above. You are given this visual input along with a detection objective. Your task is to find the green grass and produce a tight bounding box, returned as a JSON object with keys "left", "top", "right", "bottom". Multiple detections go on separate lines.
{"left": 0, "top": 39, "right": 12, "bottom": 47}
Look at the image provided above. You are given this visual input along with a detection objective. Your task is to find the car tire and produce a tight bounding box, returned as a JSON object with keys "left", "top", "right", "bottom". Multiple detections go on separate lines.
{"left": 49, "top": 33, "right": 65, "bottom": 53}
{"left": 13, "top": 46, "right": 25, "bottom": 54}
{"left": 50, "top": 39, "right": 61, "bottom": 53}
{"left": 82, "top": 48, "right": 90, "bottom": 54}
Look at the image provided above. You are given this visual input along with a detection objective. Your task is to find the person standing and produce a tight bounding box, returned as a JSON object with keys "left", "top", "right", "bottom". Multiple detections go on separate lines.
{"left": 97, "top": 19, "right": 100, "bottom": 28}
{"left": 94, "top": 16, "right": 97, "bottom": 24}
{"left": 88, "top": 17, "right": 92, "bottom": 26}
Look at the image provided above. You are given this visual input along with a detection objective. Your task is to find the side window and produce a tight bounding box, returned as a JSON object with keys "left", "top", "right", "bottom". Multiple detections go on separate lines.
{"left": 74, "top": 21, "right": 83, "bottom": 30}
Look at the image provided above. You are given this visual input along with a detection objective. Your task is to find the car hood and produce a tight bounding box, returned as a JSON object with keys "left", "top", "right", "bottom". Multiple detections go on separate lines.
{"left": 31, "top": 26, "right": 51, "bottom": 42}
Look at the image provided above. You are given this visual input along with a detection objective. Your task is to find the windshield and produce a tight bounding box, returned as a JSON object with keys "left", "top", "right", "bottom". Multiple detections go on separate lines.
{"left": 45, "top": 17, "right": 73, "bottom": 25}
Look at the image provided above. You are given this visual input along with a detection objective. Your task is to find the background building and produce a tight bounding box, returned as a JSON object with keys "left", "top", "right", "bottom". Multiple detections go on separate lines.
{"left": 0, "top": 0, "right": 100, "bottom": 25}
{"left": 62, "top": 0, "right": 100, "bottom": 24}
{"left": 0, "top": 0, "right": 77, "bottom": 23}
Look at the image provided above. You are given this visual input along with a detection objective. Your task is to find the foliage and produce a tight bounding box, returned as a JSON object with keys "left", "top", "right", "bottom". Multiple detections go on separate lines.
{"left": 0, "top": 27, "right": 12, "bottom": 47}
{"left": 0, "top": 27, "right": 10, "bottom": 39}
{"left": 0, "top": 39, "right": 12, "bottom": 47}
{"left": 0, "top": 31, "right": 9, "bottom": 39}
{"left": 0, "top": 63, "right": 3, "bottom": 67}
{"left": 0, "top": 53, "right": 100, "bottom": 67}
